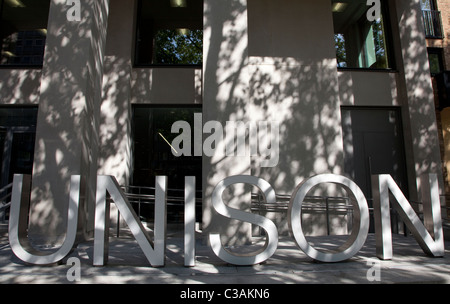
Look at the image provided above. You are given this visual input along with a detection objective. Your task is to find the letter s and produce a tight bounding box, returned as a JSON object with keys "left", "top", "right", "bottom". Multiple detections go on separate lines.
{"left": 209, "top": 175, "right": 278, "bottom": 265}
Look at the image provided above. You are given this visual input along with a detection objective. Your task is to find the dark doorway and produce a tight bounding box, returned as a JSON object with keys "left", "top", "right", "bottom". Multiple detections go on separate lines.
{"left": 0, "top": 107, "right": 37, "bottom": 189}
{"left": 341, "top": 107, "right": 409, "bottom": 232}
{"left": 131, "top": 105, "right": 202, "bottom": 225}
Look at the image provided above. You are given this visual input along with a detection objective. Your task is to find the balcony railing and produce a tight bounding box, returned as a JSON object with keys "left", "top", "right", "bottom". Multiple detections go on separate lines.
{"left": 422, "top": 10, "right": 444, "bottom": 39}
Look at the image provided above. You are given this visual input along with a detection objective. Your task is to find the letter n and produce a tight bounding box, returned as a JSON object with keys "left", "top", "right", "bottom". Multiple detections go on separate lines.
{"left": 371, "top": 174, "right": 444, "bottom": 260}
{"left": 94, "top": 175, "right": 167, "bottom": 267}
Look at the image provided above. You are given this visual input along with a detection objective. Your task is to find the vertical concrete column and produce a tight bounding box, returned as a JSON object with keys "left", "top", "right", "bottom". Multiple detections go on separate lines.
{"left": 202, "top": 0, "right": 252, "bottom": 245}
{"left": 394, "top": 0, "right": 445, "bottom": 199}
{"left": 30, "top": 0, "right": 110, "bottom": 244}
{"left": 246, "top": 0, "right": 344, "bottom": 234}
{"left": 97, "top": 0, "right": 135, "bottom": 231}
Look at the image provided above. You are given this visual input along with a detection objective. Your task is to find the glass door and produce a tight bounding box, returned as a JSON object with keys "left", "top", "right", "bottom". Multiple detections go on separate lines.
{"left": 131, "top": 105, "right": 202, "bottom": 226}
{"left": 0, "top": 107, "right": 37, "bottom": 189}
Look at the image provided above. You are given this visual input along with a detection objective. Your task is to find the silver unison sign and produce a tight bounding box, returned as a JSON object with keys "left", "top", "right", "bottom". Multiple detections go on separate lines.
{"left": 8, "top": 173, "right": 444, "bottom": 267}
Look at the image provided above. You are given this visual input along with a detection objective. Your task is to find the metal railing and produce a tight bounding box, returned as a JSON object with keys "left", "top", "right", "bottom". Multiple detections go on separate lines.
{"left": 251, "top": 193, "right": 450, "bottom": 236}
{"left": 121, "top": 184, "right": 448, "bottom": 237}
{"left": 0, "top": 183, "right": 12, "bottom": 223}
{"left": 422, "top": 10, "right": 443, "bottom": 39}
{"left": 121, "top": 185, "right": 202, "bottom": 221}
{"left": 1, "top": 181, "right": 449, "bottom": 237}
{"left": 251, "top": 193, "right": 353, "bottom": 236}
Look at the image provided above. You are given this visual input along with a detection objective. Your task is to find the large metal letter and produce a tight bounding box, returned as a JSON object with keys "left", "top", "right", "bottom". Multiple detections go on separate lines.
{"left": 209, "top": 175, "right": 279, "bottom": 265}
{"left": 288, "top": 174, "right": 370, "bottom": 262}
{"left": 94, "top": 175, "right": 167, "bottom": 267}
{"left": 9, "top": 174, "right": 81, "bottom": 265}
{"left": 184, "top": 176, "right": 196, "bottom": 267}
{"left": 372, "top": 174, "right": 444, "bottom": 260}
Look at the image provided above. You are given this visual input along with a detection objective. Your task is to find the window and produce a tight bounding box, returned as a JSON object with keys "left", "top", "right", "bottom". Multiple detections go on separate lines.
{"left": 421, "top": 0, "right": 443, "bottom": 38}
{"left": 428, "top": 48, "right": 444, "bottom": 75}
{"left": 135, "top": 0, "right": 203, "bottom": 66}
{"left": 0, "top": 0, "right": 50, "bottom": 66}
{"left": 332, "top": 0, "right": 394, "bottom": 69}
{"left": 131, "top": 105, "right": 202, "bottom": 223}
{"left": 0, "top": 106, "right": 37, "bottom": 189}
{"left": 420, "top": 0, "right": 437, "bottom": 10}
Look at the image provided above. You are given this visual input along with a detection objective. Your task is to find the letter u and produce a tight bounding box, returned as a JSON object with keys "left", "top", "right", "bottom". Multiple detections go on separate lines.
{"left": 8, "top": 174, "right": 81, "bottom": 265}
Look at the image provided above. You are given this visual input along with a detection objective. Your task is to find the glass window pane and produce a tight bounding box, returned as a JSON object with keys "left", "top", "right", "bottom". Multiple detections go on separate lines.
{"left": 428, "top": 49, "right": 444, "bottom": 75}
{"left": 132, "top": 106, "right": 202, "bottom": 223}
{"left": 154, "top": 29, "right": 203, "bottom": 65}
{"left": 0, "top": 106, "right": 38, "bottom": 127}
{"left": 421, "top": 0, "right": 431, "bottom": 10}
{"left": 0, "top": 0, "right": 50, "bottom": 66}
{"left": 332, "top": 0, "right": 393, "bottom": 69}
{"left": 135, "top": 0, "right": 203, "bottom": 66}
{"left": 0, "top": 106, "right": 38, "bottom": 187}
{"left": 429, "top": 53, "right": 441, "bottom": 74}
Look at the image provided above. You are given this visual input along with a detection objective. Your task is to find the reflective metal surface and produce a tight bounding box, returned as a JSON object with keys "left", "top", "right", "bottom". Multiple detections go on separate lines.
{"left": 371, "top": 174, "right": 444, "bottom": 260}
{"left": 209, "top": 175, "right": 279, "bottom": 265}
{"left": 288, "top": 174, "right": 370, "bottom": 262}
{"left": 9, "top": 174, "right": 81, "bottom": 265}
{"left": 94, "top": 175, "right": 166, "bottom": 267}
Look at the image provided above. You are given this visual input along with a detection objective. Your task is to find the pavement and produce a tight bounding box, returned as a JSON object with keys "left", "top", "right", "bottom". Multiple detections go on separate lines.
{"left": 0, "top": 224, "right": 450, "bottom": 285}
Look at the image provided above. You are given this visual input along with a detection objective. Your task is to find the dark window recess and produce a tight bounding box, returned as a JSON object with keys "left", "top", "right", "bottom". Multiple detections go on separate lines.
{"left": 131, "top": 105, "right": 202, "bottom": 224}
{"left": 428, "top": 48, "right": 444, "bottom": 75}
{"left": 421, "top": 0, "right": 443, "bottom": 39}
{"left": 0, "top": 0, "right": 50, "bottom": 66}
{"left": 0, "top": 106, "right": 38, "bottom": 190}
{"left": 135, "top": 0, "right": 203, "bottom": 66}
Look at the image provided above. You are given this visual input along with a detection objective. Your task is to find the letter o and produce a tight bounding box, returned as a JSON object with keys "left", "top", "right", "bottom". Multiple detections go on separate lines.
{"left": 288, "top": 174, "right": 369, "bottom": 262}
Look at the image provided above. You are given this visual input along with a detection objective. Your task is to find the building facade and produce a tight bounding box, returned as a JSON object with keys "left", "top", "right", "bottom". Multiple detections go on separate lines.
{"left": 0, "top": 0, "right": 446, "bottom": 246}
{"left": 424, "top": 0, "right": 450, "bottom": 199}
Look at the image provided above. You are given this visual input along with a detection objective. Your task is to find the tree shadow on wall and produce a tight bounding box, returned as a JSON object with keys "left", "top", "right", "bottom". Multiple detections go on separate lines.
{"left": 203, "top": 0, "right": 346, "bottom": 241}
{"left": 28, "top": 0, "right": 109, "bottom": 245}
{"left": 202, "top": 0, "right": 444, "bottom": 246}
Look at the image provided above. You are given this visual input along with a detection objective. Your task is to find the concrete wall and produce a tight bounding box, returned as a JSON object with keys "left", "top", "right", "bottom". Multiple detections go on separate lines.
{"left": 393, "top": 0, "right": 445, "bottom": 200}
{"left": 0, "top": 0, "right": 444, "bottom": 244}
{"left": 0, "top": 69, "right": 41, "bottom": 105}
{"left": 96, "top": 0, "right": 445, "bottom": 242}
{"left": 98, "top": 0, "right": 202, "bottom": 233}
{"left": 202, "top": 0, "right": 252, "bottom": 245}
{"left": 338, "top": 71, "right": 399, "bottom": 106}
{"left": 245, "top": 0, "right": 345, "bottom": 237}
{"left": 29, "top": 0, "right": 110, "bottom": 245}
{"left": 131, "top": 68, "right": 202, "bottom": 104}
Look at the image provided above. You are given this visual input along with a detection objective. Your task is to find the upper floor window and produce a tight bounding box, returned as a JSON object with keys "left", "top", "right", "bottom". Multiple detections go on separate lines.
{"left": 420, "top": 0, "right": 437, "bottom": 10}
{"left": 428, "top": 48, "right": 444, "bottom": 75}
{"left": 135, "top": 0, "right": 203, "bottom": 66}
{"left": 0, "top": 0, "right": 50, "bottom": 66}
{"left": 332, "top": 0, "right": 394, "bottom": 69}
{"left": 420, "top": 0, "right": 443, "bottom": 39}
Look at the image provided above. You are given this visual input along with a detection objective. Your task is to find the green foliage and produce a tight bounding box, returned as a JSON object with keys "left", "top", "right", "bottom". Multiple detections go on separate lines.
{"left": 334, "top": 34, "right": 347, "bottom": 68}
{"left": 155, "top": 29, "right": 203, "bottom": 65}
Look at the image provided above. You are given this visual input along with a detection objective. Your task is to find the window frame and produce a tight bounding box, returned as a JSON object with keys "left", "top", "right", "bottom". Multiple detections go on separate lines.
{"left": 133, "top": 0, "right": 203, "bottom": 68}
{"left": 427, "top": 47, "right": 445, "bottom": 76}
{"left": 333, "top": 0, "right": 396, "bottom": 72}
{"left": 0, "top": 0, "right": 50, "bottom": 69}
{"left": 130, "top": 104, "right": 203, "bottom": 223}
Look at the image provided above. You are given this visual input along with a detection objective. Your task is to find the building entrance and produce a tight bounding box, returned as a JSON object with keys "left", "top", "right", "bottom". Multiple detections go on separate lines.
{"left": 0, "top": 107, "right": 37, "bottom": 190}
{"left": 341, "top": 107, "right": 409, "bottom": 232}
{"left": 131, "top": 105, "right": 202, "bottom": 226}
